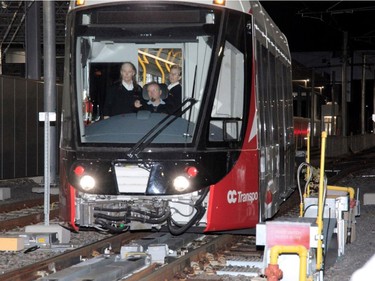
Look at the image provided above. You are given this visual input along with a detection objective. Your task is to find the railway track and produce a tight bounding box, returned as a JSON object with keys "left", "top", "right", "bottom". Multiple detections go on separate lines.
{"left": 0, "top": 196, "right": 58, "bottom": 213}
{"left": 0, "top": 232, "right": 263, "bottom": 281}
{"left": 0, "top": 149, "right": 374, "bottom": 280}
{"left": 130, "top": 235, "right": 262, "bottom": 281}
{"left": 0, "top": 196, "right": 59, "bottom": 231}
{"left": 0, "top": 193, "right": 264, "bottom": 281}
{"left": 0, "top": 192, "right": 263, "bottom": 280}
{"left": 0, "top": 231, "right": 147, "bottom": 281}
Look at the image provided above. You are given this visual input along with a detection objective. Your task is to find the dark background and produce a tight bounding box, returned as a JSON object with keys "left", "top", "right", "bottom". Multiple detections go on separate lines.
{"left": 261, "top": 1, "right": 375, "bottom": 52}
{"left": 261, "top": 2, "right": 375, "bottom": 134}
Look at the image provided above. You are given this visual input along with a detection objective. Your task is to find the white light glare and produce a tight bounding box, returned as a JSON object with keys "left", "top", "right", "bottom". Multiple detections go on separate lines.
{"left": 173, "top": 176, "right": 190, "bottom": 192}
{"left": 80, "top": 175, "right": 96, "bottom": 191}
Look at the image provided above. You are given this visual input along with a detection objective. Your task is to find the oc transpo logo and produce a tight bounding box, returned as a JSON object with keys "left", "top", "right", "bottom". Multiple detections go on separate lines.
{"left": 227, "top": 190, "right": 258, "bottom": 204}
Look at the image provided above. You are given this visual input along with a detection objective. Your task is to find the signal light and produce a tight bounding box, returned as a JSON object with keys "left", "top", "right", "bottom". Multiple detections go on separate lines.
{"left": 213, "top": 0, "right": 226, "bottom": 6}
{"left": 76, "top": 0, "right": 85, "bottom": 6}
{"left": 186, "top": 166, "right": 198, "bottom": 178}
{"left": 74, "top": 165, "right": 85, "bottom": 176}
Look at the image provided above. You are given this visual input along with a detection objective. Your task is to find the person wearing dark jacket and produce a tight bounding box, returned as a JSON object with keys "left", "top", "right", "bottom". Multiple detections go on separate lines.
{"left": 167, "top": 65, "right": 182, "bottom": 115}
{"left": 145, "top": 82, "right": 169, "bottom": 114}
{"left": 103, "top": 62, "right": 143, "bottom": 118}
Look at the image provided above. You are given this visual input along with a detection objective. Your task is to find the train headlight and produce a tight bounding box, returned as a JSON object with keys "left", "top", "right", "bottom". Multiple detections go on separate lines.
{"left": 173, "top": 176, "right": 190, "bottom": 192}
{"left": 80, "top": 175, "right": 96, "bottom": 191}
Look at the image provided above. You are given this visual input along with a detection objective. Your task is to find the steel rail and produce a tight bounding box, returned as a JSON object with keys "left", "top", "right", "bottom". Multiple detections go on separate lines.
{"left": 0, "top": 208, "right": 60, "bottom": 231}
{"left": 134, "top": 235, "right": 236, "bottom": 281}
{"left": 0, "top": 231, "right": 147, "bottom": 281}
{"left": 0, "top": 195, "right": 59, "bottom": 213}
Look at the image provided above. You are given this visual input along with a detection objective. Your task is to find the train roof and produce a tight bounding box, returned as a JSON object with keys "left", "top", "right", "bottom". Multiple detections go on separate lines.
{"left": 69, "top": 0, "right": 290, "bottom": 62}
{"left": 71, "top": 0, "right": 252, "bottom": 12}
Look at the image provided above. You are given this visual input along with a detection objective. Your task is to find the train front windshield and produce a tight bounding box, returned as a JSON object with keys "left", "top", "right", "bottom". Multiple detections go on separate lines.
{"left": 73, "top": 4, "right": 221, "bottom": 146}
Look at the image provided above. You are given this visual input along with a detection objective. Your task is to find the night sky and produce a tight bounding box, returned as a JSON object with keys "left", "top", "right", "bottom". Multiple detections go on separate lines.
{"left": 260, "top": 1, "right": 375, "bottom": 53}
{"left": 260, "top": 2, "right": 375, "bottom": 134}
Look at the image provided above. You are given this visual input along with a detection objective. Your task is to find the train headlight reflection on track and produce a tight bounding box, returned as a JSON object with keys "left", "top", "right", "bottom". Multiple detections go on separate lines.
{"left": 173, "top": 176, "right": 190, "bottom": 192}
{"left": 79, "top": 175, "right": 96, "bottom": 191}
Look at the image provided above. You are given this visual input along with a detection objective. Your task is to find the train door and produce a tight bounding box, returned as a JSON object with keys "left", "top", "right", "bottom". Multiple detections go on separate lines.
{"left": 283, "top": 64, "right": 295, "bottom": 196}
{"left": 255, "top": 24, "right": 293, "bottom": 220}
{"left": 256, "top": 42, "right": 278, "bottom": 219}
{"left": 274, "top": 56, "right": 285, "bottom": 196}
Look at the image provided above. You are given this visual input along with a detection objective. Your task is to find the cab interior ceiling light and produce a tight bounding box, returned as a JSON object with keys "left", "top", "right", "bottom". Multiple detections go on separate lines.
{"left": 138, "top": 50, "right": 176, "bottom": 66}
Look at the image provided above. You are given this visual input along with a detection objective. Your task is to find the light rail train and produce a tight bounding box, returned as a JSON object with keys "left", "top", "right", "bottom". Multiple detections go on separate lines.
{"left": 59, "top": 0, "right": 295, "bottom": 234}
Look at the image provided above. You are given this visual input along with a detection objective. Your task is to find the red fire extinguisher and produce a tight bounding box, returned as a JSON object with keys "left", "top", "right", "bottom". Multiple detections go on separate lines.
{"left": 83, "top": 96, "right": 93, "bottom": 125}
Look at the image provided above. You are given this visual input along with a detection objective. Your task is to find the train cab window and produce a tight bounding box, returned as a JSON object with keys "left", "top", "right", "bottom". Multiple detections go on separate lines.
{"left": 72, "top": 4, "right": 219, "bottom": 145}
{"left": 209, "top": 41, "right": 244, "bottom": 143}
{"left": 77, "top": 42, "right": 210, "bottom": 145}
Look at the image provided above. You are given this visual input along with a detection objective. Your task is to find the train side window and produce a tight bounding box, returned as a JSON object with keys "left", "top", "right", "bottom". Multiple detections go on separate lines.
{"left": 269, "top": 52, "right": 279, "bottom": 145}
{"left": 209, "top": 41, "right": 244, "bottom": 142}
{"left": 257, "top": 43, "right": 270, "bottom": 148}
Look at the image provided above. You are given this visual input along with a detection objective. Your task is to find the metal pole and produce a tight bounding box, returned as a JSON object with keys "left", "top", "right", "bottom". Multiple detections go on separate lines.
{"left": 39, "top": 112, "right": 56, "bottom": 226}
{"left": 361, "top": 54, "right": 366, "bottom": 135}
{"left": 43, "top": 1, "right": 57, "bottom": 184}
{"left": 373, "top": 68, "right": 375, "bottom": 134}
{"left": 306, "top": 88, "right": 310, "bottom": 122}
{"left": 44, "top": 113, "right": 51, "bottom": 226}
{"left": 310, "top": 70, "right": 315, "bottom": 146}
{"left": 331, "top": 71, "right": 335, "bottom": 135}
{"left": 341, "top": 31, "right": 348, "bottom": 137}
{"left": 25, "top": 1, "right": 41, "bottom": 80}
{"left": 297, "top": 87, "right": 302, "bottom": 117}
{"left": 42, "top": 1, "right": 57, "bottom": 224}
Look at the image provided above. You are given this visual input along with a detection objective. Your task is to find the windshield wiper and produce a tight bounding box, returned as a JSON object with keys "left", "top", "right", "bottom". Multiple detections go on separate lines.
{"left": 126, "top": 98, "right": 197, "bottom": 159}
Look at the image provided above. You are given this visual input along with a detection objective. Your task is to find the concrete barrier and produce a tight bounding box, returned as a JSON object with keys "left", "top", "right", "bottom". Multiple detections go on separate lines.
{"left": 325, "top": 134, "right": 375, "bottom": 158}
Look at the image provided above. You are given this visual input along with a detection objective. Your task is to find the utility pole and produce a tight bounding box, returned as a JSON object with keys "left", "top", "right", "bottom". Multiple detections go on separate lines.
{"left": 331, "top": 71, "right": 335, "bottom": 135}
{"left": 341, "top": 31, "right": 348, "bottom": 137}
{"left": 310, "top": 70, "right": 315, "bottom": 146}
{"left": 25, "top": 1, "right": 41, "bottom": 80}
{"left": 373, "top": 69, "right": 375, "bottom": 134}
{"left": 361, "top": 54, "right": 366, "bottom": 135}
{"left": 43, "top": 1, "right": 57, "bottom": 184}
